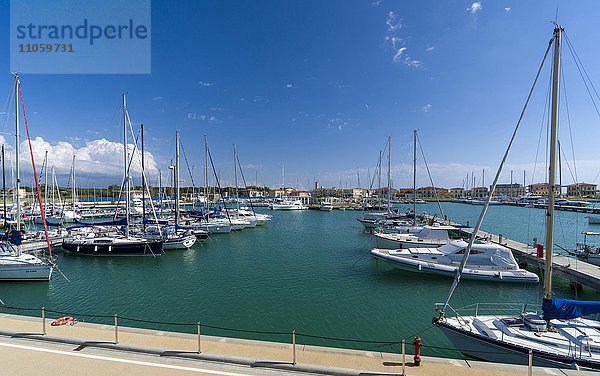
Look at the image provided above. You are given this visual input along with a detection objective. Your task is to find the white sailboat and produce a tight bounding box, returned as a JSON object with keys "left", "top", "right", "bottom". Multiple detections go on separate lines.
{"left": 0, "top": 73, "right": 53, "bottom": 280}
{"left": 434, "top": 26, "right": 600, "bottom": 370}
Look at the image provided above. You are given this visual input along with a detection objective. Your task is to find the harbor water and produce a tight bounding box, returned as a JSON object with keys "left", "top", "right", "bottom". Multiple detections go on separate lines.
{"left": 0, "top": 202, "right": 598, "bottom": 359}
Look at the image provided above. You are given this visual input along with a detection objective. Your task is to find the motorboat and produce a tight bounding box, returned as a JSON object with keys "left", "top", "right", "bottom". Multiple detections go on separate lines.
{"left": 320, "top": 201, "right": 334, "bottom": 211}
{"left": 270, "top": 199, "right": 306, "bottom": 210}
{"left": 568, "top": 231, "right": 600, "bottom": 266}
{"left": 371, "top": 239, "right": 539, "bottom": 283}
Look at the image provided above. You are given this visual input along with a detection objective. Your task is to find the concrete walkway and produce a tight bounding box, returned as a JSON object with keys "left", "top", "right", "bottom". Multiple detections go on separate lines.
{"left": 0, "top": 312, "right": 591, "bottom": 375}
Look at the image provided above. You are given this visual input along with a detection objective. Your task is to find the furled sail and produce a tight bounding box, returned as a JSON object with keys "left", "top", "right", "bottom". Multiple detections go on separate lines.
{"left": 543, "top": 298, "right": 600, "bottom": 320}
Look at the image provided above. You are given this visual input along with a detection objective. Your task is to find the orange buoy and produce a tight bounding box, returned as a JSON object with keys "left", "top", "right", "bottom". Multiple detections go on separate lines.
{"left": 51, "top": 316, "right": 76, "bottom": 326}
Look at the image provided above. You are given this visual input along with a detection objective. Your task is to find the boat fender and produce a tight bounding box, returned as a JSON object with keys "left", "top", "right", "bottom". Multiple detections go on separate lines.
{"left": 51, "top": 316, "right": 77, "bottom": 326}
{"left": 418, "top": 264, "right": 422, "bottom": 271}
{"left": 413, "top": 336, "right": 422, "bottom": 366}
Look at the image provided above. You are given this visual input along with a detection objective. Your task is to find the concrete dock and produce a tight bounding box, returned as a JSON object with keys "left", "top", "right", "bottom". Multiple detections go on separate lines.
{"left": 0, "top": 312, "right": 587, "bottom": 375}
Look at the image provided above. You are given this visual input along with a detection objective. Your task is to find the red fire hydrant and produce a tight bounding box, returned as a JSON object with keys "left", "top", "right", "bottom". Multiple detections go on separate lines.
{"left": 413, "top": 336, "right": 422, "bottom": 366}
{"left": 536, "top": 244, "right": 544, "bottom": 258}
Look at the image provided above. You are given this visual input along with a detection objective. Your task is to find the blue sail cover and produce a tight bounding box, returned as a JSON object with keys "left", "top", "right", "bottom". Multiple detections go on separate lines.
{"left": 543, "top": 298, "right": 600, "bottom": 320}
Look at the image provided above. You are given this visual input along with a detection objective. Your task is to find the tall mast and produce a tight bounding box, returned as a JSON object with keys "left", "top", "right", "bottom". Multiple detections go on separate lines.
{"left": 158, "top": 169, "right": 163, "bottom": 216}
{"left": 234, "top": 144, "right": 239, "bottom": 210}
{"left": 544, "top": 26, "right": 562, "bottom": 299}
{"left": 510, "top": 170, "right": 514, "bottom": 198}
{"left": 2, "top": 145, "right": 6, "bottom": 230}
{"left": 204, "top": 134, "right": 208, "bottom": 213}
{"left": 387, "top": 136, "right": 391, "bottom": 212}
{"left": 71, "top": 155, "right": 76, "bottom": 212}
{"left": 123, "top": 94, "right": 130, "bottom": 237}
{"left": 175, "top": 129, "right": 180, "bottom": 226}
{"left": 413, "top": 130, "right": 417, "bottom": 225}
{"left": 378, "top": 150, "right": 382, "bottom": 207}
{"left": 141, "top": 123, "right": 146, "bottom": 230}
{"left": 14, "top": 74, "right": 21, "bottom": 232}
{"left": 43, "top": 151, "right": 48, "bottom": 213}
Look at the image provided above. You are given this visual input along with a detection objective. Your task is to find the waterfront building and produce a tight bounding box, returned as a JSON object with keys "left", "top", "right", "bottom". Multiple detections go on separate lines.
{"left": 566, "top": 182, "right": 597, "bottom": 198}
{"left": 416, "top": 186, "right": 449, "bottom": 198}
{"left": 470, "top": 186, "right": 488, "bottom": 198}
{"left": 493, "top": 183, "right": 525, "bottom": 197}
{"left": 448, "top": 188, "right": 464, "bottom": 198}
{"left": 527, "top": 182, "right": 560, "bottom": 196}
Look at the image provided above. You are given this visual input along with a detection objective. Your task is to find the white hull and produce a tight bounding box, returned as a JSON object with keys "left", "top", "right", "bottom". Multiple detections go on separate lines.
{"left": 436, "top": 320, "right": 578, "bottom": 369}
{"left": 0, "top": 263, "right": 52, "bottom": 281}
{"left": 163, "top": 235, "right": 197, "bottom": 250}
{"left": 319, "top": 205, "right": 333, "bottom": 211}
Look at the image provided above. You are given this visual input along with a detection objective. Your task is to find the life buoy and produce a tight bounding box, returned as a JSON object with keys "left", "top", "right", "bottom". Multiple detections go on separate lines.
{"left": 51, "top": 316, "right": 76, "bottom": 326}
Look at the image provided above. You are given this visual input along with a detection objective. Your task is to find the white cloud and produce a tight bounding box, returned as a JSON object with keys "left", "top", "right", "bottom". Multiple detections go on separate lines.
{"left": 386, "top": 11, "right": 402, "bottom": 32}
{"left": 422, "top": 104, "right": 432, "bottom": 113}
{"left": 198, "top": 81, "right": 214, "bottom": 87}
{"left": 467, "top": 2, "right": 482, "bottom": 14}
{"left": 425, "top": 46, "right": 435, "bottom": 51}
{"left": 285, "top": 83, "right": 294, "bottom": 89}
{"left": 371, "top": 0, "right": 381, "bottom": 7}
{"left": 152, "top": 96, "right": 163, "bottom": 101}
{"left": 187, "top": 113, "right": 218, "bottom": 122}
{"left": 253, "top": 96, "right": 270, "bottom": 103}
{"left": 504, "top": 7, "right": 511, "bottom": 12}
{"left": 6, "top": 137, "right": 159, "bottom": 183}
{"left": 393, "top": 47, "right": 407, "bottom": 62}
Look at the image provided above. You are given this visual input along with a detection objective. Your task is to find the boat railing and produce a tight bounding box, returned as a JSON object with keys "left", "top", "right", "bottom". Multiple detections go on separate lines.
{"left": 436, "top": 302, "right": 543, "bottom": 319}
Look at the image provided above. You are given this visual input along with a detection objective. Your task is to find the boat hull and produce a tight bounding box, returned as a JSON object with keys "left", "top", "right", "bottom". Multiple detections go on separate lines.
{"left": 371, "top": 250, "right": 539, "bottom": 283}
{"left": 0, "top": 264, "right": 52, "bottom": 281}
{"left": 62, "top": 240, "right": 163, "bottom": 256}
{"left": 436, "top": 319, "right": 597, "bottom": 370}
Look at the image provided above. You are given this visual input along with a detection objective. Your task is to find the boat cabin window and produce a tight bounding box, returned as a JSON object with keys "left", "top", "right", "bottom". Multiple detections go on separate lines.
{"left": 455, "top": 249, "right": 483, "bottom": 255}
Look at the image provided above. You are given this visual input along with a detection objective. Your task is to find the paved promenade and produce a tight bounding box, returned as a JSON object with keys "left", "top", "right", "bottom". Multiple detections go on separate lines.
{"left": 0, "top": 312, "right": 592, "bottom": 375}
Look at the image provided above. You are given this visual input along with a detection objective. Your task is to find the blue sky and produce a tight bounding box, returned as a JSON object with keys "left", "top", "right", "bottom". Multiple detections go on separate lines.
{"left": 2, "top": 0, "right": 600, "bottom": 190}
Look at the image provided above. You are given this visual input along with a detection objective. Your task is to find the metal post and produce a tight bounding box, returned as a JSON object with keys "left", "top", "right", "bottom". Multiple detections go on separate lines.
{"left": 114, "top": 314, "right": 119, "bottom": 344}
{"left": 401, "top": 339, "right": 406, "bottom": 376}
{"left": 292, "top": 330, "right": 296, "bottom": 365}
{"left": 527, "top": 348, "right": 533, "bottom": 376}
{"left": 197, "top": 321, "right": 201, "bottom": 353}
{"left": 42, "top": 306, "right": 46, "bottom": 335}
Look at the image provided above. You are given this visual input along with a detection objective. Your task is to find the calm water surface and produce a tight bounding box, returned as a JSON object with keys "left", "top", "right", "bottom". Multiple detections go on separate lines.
{"left": 1, "top": 202, "right": 598, "bottom": 358}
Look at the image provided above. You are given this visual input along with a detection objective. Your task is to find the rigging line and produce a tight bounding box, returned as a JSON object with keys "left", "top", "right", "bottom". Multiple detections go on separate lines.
{"left": 416, "top": 132, "right": 444, "bottom": 219}
{"left": 17, "top": 83, "right": 52, "bottom": 258}
{"left": 179, "top": 141, "right": 196, "bottom": 189}
{"left": 531, "top": 68, "right": 552, "bottom": 187}
{"left": 440, "top": 34, "right": 554, "bottom": 316}
{"left": 564, "top": 32, "right": 600, "bottom": 116}
{"left": 206, "top": 145, "right": 232, "bottom": 224}
{"left": 560, "top": 60, "right": 579, "bottom": 187}
{"left": 0, "top": 83, "right": 14, "bottom": 138}
{"left": 235, "top": 151, "right": 257, "bottom": 218}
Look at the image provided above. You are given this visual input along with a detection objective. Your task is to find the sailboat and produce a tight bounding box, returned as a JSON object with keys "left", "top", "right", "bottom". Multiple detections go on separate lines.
{"left": 0, "top": 73, "right": 54, "bottom": 280}
{"left": 62, "top": 94, "right": 163, "bottom": 256}
{"left": 434, "top": 26, "right": 600, "bottom": 370}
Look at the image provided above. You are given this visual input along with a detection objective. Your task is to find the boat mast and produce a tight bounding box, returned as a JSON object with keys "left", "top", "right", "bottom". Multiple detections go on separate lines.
{"left": 141, "top": 123, "right": 146, "bottom": 230}
{"left": 14, "top": 74, "right": 21, "bottom": 232}
{"left": 544, "top": 26, "right": 562, "bottom": 299}
{"left": 43, "top": 151, "right": 48, "bottom": 215}
{"left": 387, "top": 137, "right": 391, "bottom": 212}
{"left": 71, "top": 155, "right": 76, "bottom": 213}
{"left": 158, "top": 169, "right": 163, "bottom": 217}
{"left": 175, "top": 129, "right": 180, "bottom": 226}
{"left": 413, "top": 130, "right": 417, "bottom": 225}
{"left": 204, "top": 134, "right": 208, "bottom": 214}
{"left": 122, "top": 94, "right": 130, "bottom": 237}
{"left": 234, "top": 144, "right": 239, "bottom": 210}
{"left": 2, "top": 145, "right": 6, "bottom": 230}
